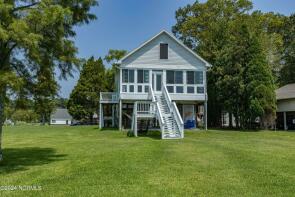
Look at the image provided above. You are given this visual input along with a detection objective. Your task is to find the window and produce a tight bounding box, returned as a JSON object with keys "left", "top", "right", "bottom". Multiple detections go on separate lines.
{"left": 176, "top": 86, "right": 183, "bottom": 93}
{"left": 195, "top": 71, "right": 203, "bottom": 84}
{"left": 144, "top": 85, "right": 149, "bottom": 93}
{"left": 187, "top": 71, "right": 194, "bottom": 84}
{"left": 129, "top": 70, "right": 134, "bottom": 83}
{"left": 160, "top": 43, "right": 168, "bottom": 59}
{"left": 122, "top": 69, "right": 128, "bottom": 83}
{"left": 166, "top": 71, "right": 174, "bottom": 84}
{"left": 51, "top": 120, "right": 56, "bottom": 123}
{"left": 122, "top": 85, "right": 127, "bottom": 92}
{"left": 137, "top": 70, "right": 143, "bottom": 83}
{"left": 167, "top": 86, "right": 174, "bottom": 93}
{"left": 137, "top": 70, "right": 149, "bottom": 83}
{"left": 197, "top": 87, "right": 204, "bottom": 94}
{"left": 129, "top": 85, "right": 134, "bottom": 92}
{"left": 187, "top": 71, "right": 204, "bottom": 84}
{"left": 122, "top": 69, "right": 134, "bottom": 83}
{"left": 137, "top": 85, "right": 142, "bottom": 93}
{"left": 175, "top": 71, "right": 183, "bottom": 84}
{"left": 166, "top": 71, "right": 183, "bottom": 84}
{"left": 144, "top": 70, "right": 149, "bottom": 83}
{"left": 187, "top": 86, "right": 194, "bottom": 93}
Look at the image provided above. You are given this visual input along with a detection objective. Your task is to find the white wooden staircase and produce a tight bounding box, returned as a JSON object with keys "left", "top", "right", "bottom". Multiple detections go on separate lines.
{"left": 131, "top": 84, "right": 184, "bottom": 139}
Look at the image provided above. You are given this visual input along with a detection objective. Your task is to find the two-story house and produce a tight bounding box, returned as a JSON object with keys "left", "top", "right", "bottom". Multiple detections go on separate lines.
{"left": 99, "top": 30, "right": 211, "bottom": 139}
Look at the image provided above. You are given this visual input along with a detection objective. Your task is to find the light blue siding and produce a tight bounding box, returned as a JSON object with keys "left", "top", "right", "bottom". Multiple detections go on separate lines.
{"left": 121, "top": 33, "right": 206, "bottom": 70}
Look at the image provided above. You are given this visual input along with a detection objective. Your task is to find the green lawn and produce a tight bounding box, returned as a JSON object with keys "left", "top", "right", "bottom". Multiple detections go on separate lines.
{"left": 0, "top": 126, "right": 294, "bottom": 197}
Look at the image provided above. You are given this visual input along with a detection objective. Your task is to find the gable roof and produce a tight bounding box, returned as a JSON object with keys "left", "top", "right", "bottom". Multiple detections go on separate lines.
{"left": 51, "top": 108, "right": 72, "bottom": 120}
{"left": 118, "top": 30, "right": 212, "bottom": 67}
{"left": 276, "top": 83, "right": 295, "bottom": 100}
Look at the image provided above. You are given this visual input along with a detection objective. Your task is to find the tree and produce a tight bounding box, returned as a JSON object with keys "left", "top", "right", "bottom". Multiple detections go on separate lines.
{"left": 104, "top": 49, "right": 127, "bottom": 91}
{"left": 230, "top": 23, "right": 276, "bottom": 129}
{"left": 173, "top": 0, "right": 277, "bottom": 129}
{"left": 173, "top": 0, "right": 253, "bottom": 127}
{"left": 55, "top": 98, "right": 68, "bottom": 108}
{"left": 250, "top": 11, "right": 285, "bottom": 84}
{"left": 34, "top": 66, "right": 59, "bottom": 125}
{"left": 280, "top": 14, "right": 295, "bottom": 85}
{"left": 11, "top": 109, "right": 38, "bottom": 124}
{"left": 0, "top": 0, "right": 98, "bottom": 161}
{"left": 67, "top": 57, "right": 105, "bottom": 121}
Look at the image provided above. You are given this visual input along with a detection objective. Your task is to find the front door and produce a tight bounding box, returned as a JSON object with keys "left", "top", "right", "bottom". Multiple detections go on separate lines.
{"left": 152, "top": 71, "right": 163, "bottom": 93}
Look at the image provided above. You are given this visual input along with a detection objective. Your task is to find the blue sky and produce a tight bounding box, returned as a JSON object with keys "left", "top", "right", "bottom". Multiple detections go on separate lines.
{"left": 58, "top": 0, "right": 295, "bottom": 98}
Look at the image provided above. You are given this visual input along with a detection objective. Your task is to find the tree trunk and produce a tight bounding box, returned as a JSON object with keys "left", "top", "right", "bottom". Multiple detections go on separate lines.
{"left": 0, "top": 89, "right": 5, "bottom": 162}
{"left": 41, "top": 113, "right": 45, "bottom": 125}
{"left": 229, "top": 112, "right": 233, "bottom": 128}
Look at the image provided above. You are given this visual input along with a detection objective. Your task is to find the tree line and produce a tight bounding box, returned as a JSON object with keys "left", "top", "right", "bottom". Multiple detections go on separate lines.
{"left": 173, "top": 0, "right": 295, "bottom": 129}
{"left": 67, "top": 49, "right": 127, "bottom": 122}
{"left": 0, "top": 0, "right": 99, "bottom": 161}
{"left": 0, "top": 0, "right": 294, "bottom": 162}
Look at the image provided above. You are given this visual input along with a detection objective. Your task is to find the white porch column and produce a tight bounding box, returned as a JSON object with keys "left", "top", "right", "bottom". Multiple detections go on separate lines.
{"left": 119, "top": 100, "right": 122, "bottom": 130}
{"left": 149, "top": 69, "right": 153, "bottom": 89}
{"left": 163, "top": 70, "right": 166, "bottom": 86}
{"left": 205, "top": 100, "right": 208, "bottom": 131}
{"left": 134, "top": 102, "right": 138, "bottom": 137}
{"left": 204, "top": 67, "right": 208, "bottom": 131}
{"left": 283, "top": 112, "right": 287, "bottom": 130}
{"left": 111, "top": 104, "right": 115, "bottom": 127}
{"left": 99, "top": 103, "right": 102, "bottom": 129}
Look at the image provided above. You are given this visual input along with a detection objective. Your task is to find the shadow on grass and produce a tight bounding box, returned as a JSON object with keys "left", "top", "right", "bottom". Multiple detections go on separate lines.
{"left": 0, "top": 147, "right": 66, "bottom": 174}
{"left": 137, "top": 130, "right": 162, "bottom": 140}
{"left": 99, "top": 127, "right": 119, "bottom": 131}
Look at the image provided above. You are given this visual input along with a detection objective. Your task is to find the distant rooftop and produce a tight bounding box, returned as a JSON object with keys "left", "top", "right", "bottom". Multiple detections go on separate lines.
{"left": 276, "top": 83, "right": 295, "bottom": 100}
{"left": 51, "top": 108, "right": 72, "bottom": 120}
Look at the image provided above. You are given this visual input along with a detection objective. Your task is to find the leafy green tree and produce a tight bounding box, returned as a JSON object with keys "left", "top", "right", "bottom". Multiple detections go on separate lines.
{"left": 67, "top": 57, "right": 105, "bottom": 121}
{"left": 232, "top": 23, "right": 276, "bottom": 128}
{"left": 55, "top": 98, "right": 68, "bottom": 108}
{"left": 173, "top": 0, "right": 253, "bottom": 127}
{"left": 11, "top": 109, "right": 38, "bottom": 124}
{"left": 0, "top": 0, "right": 98, "bottom": 161}
{"left": 104, "top": 49, "right": 127, "bottom": 91}
{"left": 250, "top": 11, "right": 285, "bottom": 83}
{"left": 280, "top": 14, "right": 295, "bottom": 85}
{"left": 173, "top": 0, "right": 277, "bottom": 129}
{"left": 34, "top": 66, "right": 59, "bottom": 125}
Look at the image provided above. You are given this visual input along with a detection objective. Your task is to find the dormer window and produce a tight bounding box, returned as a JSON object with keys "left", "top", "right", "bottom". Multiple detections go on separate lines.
{"left": 160, "top": 43, "right": 168, "bottom": 59}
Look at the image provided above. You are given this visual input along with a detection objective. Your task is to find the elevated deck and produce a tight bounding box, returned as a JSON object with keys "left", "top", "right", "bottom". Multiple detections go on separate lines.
{"left": 100, "top": 92, "right": 119, "bottom": 103}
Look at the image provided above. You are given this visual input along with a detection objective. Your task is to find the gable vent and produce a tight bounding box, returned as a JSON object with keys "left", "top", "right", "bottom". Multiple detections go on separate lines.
{"left": 160, "top": 43, "right": 168, "bottom": 59}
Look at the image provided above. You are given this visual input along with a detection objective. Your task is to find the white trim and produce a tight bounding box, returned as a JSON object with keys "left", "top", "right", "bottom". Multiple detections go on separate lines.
{"left": 117, "top": 30, "right": 212, "bottom": 67}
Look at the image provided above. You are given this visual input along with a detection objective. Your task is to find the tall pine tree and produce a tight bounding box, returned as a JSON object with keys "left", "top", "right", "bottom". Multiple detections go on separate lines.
{"left": 280, "top": 14, "right": 295, "bottom": 85}
{"left": 67, "top": 57, "right": 106, "bottom": 121}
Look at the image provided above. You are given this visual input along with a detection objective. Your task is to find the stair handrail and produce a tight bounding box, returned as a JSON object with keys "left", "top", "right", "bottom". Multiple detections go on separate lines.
{"left": 149, "top": 85, "right": 164, "bottom": 137}
{"left": 162, "top": 81, "right": 184, "bottom": 138}
{"left": 162, "top": 82, "right": 172, "bottom": 104}
{"left": 172, "top": 102, "right": 184, "bottom": 138}
{"left": 148, "top": 85, "right": 156, "bottom": 102}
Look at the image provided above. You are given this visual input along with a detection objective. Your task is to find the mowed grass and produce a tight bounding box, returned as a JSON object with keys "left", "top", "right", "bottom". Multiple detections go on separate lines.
{"left": 0, "top": 126, "right": 294, "bottom": 197}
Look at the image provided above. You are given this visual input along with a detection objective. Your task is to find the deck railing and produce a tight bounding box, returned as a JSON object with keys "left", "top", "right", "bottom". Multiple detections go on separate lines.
{"left": 100, "top": 92, "right": 119, "bottom": 103}
{"left": 136, "top": 101, "right": 156, "bottom": 115}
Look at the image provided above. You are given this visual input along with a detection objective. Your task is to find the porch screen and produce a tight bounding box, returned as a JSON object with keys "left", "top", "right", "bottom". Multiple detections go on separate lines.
{"left": 122, "top": 69, "right": 134, "bottom": 83}
{"left": 137, "top": 70, "right": 149, "bottom": 83}
{"left": 166, "top": 71, "right": 183, "bottom": 84}
{"left": 187, "top": 71, "right": 203, "bottom": 84}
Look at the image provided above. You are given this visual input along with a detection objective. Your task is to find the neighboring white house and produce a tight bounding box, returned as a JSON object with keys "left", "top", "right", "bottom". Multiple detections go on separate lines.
{"left": 99, "top": 30, "right": 211, "bottom": 139}
{"left": 276, "top": 83, "right": 295, "bottom": 130}
{"left": 50, "top": 108, "right": 72, "bottom": 125}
